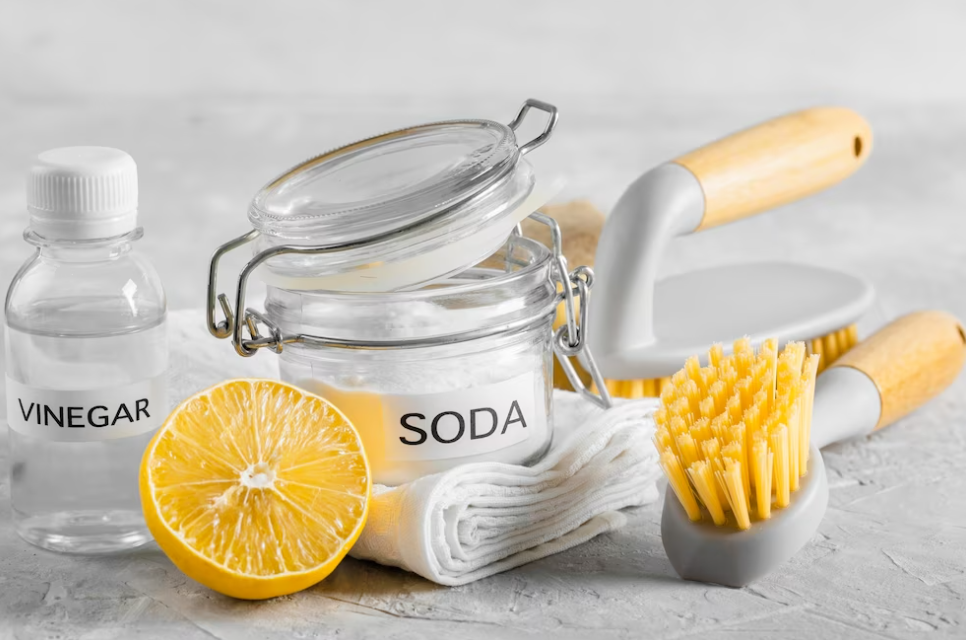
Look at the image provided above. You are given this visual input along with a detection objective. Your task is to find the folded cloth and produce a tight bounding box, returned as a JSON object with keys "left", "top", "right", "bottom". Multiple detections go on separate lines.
{"left": 168, "top": 310, "right": 662, "bottom": 586}
{"left": 349, "top": 394, "right": 661, "bottom": 585}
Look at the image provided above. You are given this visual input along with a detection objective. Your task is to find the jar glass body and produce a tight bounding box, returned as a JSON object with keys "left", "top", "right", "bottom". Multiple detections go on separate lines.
{"left": 4, "top": 231, "right": 168, "bottom": 553}
{"left": 263, "top": 238, "right": 557, "bottom": 485}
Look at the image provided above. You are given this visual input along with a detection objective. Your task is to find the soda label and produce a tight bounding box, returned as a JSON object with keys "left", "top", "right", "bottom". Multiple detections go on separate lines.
{"left": 6, "top": 375, "right": 167, "bottom": 442}
{"left": 383, "top": 371, "right": 547, "bottom": 461}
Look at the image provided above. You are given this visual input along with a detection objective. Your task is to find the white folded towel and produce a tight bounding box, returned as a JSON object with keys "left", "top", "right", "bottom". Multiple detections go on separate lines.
{"left": 350, "top": 394, "right": 661, "bottom": 585}
{"left": 168, "top": 310, "right": 662, "bottom": 586}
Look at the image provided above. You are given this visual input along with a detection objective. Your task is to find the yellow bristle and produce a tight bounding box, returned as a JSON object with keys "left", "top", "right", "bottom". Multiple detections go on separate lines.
{"left": 764, "top": 409, "right": 781, "bottom": 434}
{"left": 736, "top": 355, "right": 754, "bottom": 382}
{"left": 718, "top": 458, "right": 751, "bottom": 530}
{"left": 676, "top": 432, "right": 701, "bottom": 470}
{"left": 688, "top": 461, "right": 727, "bottom": 525}
{"left": 671, "top": 370, "right": 688, "bottom": 390}
{"left": 654, "top": 428, "right": 674, "bottom": 453}
{"left": 690, "top": 417, "right": 712, "bottom": 449}
{"left": 701, "top": 366, "right": 717, "bottom": 389}
{"left": 722, "top": 436, "right": 750, "bottom": 504}
{"left": 720, "top": 356, "right": 737, "bottom": 383}
{"left": 653, "top": 337, "right": 817, "bottom": 529}
{"left": 670, "top": 414, "right": 688, "bottom": 437}
{"left": 742, "top": 402, "right": 762, "bottom": 435}
{"left": 682, "top": 379, "right": 702, "bottom": 417}
{"left": 670, "top": 397, "right": 692, "bottom": 424}
{"left": 726, "top": 394, "right": 743, "bottom": 425}
{"left": 761, "top": 369, "right": 775, "bottom": 414}
{"left": 654, "top": 407, "right": 668, "bottom": 428}
{"left": 709, "top": 343, "right": 724, "bottom": 368}
{"left": 660, "top": 382, "right": 677, "bottom": 407}
{"left": 699, "top": 396, "right": 716, "bottom": 421}
{"left": 733, "top": 336, "right": 753, "bottom": 355}
{"left": 751, "top": 433, "right": 773, "bottom": 519}
{"left": 822, "top": 332, "right": 840, "bottom": 364}
{"left": 710, "top": 414, "right": 730, "bottom": 442}
{"left": 685, "top": 356, "right": 702, "bottom": 382}
{"left": 701, "top": 436, "right": 722, "bottom": 464}
{"left": 800, "top": 354, "right": 820, "bottom": 471}
{"left": 830, "top": 329, "right": 843, "bottom": 356}
{"left": 770, "top": 425, "right": 791, "bottom": 508}
{"left": 747, "top": 360, "right": 766, "bottom": 395}
{"left": 734, "top": 337, "right": 754, "bottom": 378}
{"left": 783, "top": 393, "right": 802, "bottom": 491}
{"left": 701, "top": 437, "right": 730, "bottom": 507}
{"left": 701, "top": 437, "right": 728, "bottom": 508}
{"left": 782, "top": 341, "right": 806, "bottom": 377}
{"left": 605, "top": 378, "right": 621, "bottom": 396}
{"left": 710, "top": 380, "right": 729, "bottom": 414}
{"left": 624, "top": 379, "right": 643, "bottom": 398}
{"left": 810, "top": 337, "right": 825, "bottom": 372}
{"left": 726, "top": 421, "right": 745, "bottom": 446}
{"left": 736, "top": 378, "right": 754, "bottom": 408}
{"left": 760, "top": 338, "right": 778, "bottom": 365}
{"left": 660, "top": 449, "right": 702, "bottom": 521}
{"left": 656, "top": 427, "right": 681, "bottom": 465}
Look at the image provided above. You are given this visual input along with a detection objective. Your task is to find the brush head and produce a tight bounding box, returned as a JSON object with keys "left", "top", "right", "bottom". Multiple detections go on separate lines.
{"left": 653, "top": 337, "right": 825, "bottom": 585}
{"left": 661, "top": 446, "right": 828, "bottom": 588}
{"left": 654, "top": 338, "right": 821, "bottom": 531}
{"left": 595, "top": 262, "right": 874, "bottom": 380}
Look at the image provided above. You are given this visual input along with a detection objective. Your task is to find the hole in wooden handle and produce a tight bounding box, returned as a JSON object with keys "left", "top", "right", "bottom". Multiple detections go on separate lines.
{"left": 854, "top": 136, "right": 863, "bottom": 158}
{"left": 958, "top": 324, "right": 965, "bottom": 345}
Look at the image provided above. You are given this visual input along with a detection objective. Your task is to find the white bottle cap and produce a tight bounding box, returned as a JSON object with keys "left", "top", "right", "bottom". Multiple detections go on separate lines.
{"left": 27, "top": 147, "right": 139, "bottom": 240}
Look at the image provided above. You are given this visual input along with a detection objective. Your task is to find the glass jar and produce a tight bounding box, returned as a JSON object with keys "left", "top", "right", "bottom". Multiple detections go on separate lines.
{"left": 207, "top": 100, "right": 610, "bottom": 485}
{"left": 266, "top": 237, "right": 555, "bottom": 484}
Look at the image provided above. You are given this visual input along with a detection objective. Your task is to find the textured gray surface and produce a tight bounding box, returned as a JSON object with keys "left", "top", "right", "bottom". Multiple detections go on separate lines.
{"left": 3, "top": 1, "right": 966, "bottom": 638}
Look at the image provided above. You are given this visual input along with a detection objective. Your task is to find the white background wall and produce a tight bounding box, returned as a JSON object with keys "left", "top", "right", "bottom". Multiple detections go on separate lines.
{"left": 1, "top": 0, "right": 964, "bottom": 313}
{"left": 4, "top": 1, "right": 964, "bottom": 104}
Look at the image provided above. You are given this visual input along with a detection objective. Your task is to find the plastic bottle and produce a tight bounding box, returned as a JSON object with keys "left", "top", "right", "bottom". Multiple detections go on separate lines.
{"left": 4, "top": 147, "right": 168, "bottom": 553}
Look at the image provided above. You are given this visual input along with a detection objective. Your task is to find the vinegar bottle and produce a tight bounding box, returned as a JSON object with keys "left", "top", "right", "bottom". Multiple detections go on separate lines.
{"left": 4, "top": 147, "right": 168, "bottom": 553}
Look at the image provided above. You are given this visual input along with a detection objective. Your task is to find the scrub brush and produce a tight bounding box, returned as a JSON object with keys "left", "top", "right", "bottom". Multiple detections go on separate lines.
{"left": 656, "top": 311, "right": 966, "bottom": 586}
{"left": 588, "top": 107, "right": 875, "bottom": 399}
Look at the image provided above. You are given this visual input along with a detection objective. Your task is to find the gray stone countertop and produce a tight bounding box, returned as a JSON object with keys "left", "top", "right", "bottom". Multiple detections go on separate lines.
{"left": 1, "top": 93, "right": 965, "bottom": 639}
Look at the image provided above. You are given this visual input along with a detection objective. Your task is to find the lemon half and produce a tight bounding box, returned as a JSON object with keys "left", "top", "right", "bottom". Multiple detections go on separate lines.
{"left": 140, "top": 379, "right": 370, "bottom": 600}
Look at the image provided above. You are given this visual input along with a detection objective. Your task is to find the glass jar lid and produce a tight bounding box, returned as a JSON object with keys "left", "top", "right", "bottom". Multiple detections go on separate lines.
{"left": 251, "top": 120, "right": 519, "bottom": 243}
{"left": 247, "top": 99, "right": 560, "bottom": 292}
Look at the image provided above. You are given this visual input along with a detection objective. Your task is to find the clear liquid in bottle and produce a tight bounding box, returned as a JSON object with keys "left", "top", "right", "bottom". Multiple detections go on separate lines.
{"left": 4, "top": 147, "right": 168, "bottom": 553}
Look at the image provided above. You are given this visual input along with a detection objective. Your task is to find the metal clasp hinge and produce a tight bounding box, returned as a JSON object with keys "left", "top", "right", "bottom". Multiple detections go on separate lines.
{"left": 508, "top": 99, "right": 559, "bottom": 156}
{"left": 526, "top": 212, "right": 613, "bottom": 410}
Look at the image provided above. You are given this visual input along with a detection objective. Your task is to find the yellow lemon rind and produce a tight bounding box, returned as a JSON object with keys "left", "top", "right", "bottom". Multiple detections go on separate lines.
{"left": 139, "top": 378, "right": 371, "bottom": 600}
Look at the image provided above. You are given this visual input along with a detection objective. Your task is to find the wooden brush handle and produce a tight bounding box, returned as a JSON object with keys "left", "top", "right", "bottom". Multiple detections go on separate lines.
{"left": 831, "top": 311, "right": 966, "bottom": 430}
{"left": 673, "top": 107, "right": 872, "bottom": 231}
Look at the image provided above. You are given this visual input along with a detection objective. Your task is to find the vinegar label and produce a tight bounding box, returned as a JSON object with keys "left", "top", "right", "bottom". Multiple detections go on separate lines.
{"left": 5, "top": 375, "right": 167, "bottom": 442}
{"left": 381, "top": 371, "right": 547, "bottom": 461}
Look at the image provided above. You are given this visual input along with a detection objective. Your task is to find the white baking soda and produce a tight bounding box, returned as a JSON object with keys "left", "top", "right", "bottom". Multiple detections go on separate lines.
{"left": 278, "top": 299, "right": 553, "bottom": 486}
